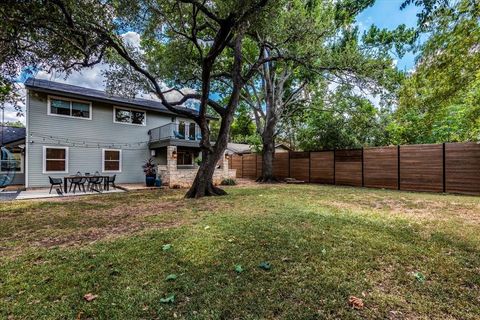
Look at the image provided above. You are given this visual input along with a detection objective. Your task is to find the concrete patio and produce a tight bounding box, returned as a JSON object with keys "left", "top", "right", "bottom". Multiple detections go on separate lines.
{"left": 14, "top": 187, "right": 125, "bottom": 200}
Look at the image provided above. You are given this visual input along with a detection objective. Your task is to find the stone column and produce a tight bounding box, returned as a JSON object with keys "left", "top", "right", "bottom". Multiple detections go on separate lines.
{"left": 222, "top": 151, "right": 229, "bottom": 178}
{"left": 166, "top": 146, "right": 177, "bottom": 186}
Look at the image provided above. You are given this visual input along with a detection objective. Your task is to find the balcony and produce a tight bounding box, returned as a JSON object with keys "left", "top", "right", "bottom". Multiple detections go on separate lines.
{"left": 148, "top": 122, "right": 203, "bottom": 149}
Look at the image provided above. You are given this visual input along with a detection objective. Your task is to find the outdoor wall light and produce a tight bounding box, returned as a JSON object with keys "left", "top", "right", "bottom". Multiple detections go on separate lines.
{"left": 172, "top": 150, "right": 177, "bottom": 159}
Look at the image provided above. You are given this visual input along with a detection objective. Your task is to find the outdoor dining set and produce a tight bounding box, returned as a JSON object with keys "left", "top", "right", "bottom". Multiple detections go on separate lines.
{"left": 48, "top": 172, "right": 116, "bottom": 194}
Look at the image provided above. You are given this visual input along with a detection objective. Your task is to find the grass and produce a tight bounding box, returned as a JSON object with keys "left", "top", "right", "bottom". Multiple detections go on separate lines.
{"left": 1, "top": 184, "right": 479, "bottom": 319}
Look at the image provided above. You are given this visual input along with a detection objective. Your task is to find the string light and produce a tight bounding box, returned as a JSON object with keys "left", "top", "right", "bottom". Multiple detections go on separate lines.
{"left": 28, "top": 132, "right": 151, "bottom": 150}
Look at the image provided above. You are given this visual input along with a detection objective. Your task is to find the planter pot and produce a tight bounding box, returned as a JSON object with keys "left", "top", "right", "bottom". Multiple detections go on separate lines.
{"left": 145, "top": 176, "right": 156, "bottom": 187}
{"left": 155, "top": 178, "right": 162, "bottom": 187}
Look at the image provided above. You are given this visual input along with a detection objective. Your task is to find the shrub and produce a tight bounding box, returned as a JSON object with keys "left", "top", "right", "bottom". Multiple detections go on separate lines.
{"left": 221, "top": 178, "right": 237, "bottom": 186}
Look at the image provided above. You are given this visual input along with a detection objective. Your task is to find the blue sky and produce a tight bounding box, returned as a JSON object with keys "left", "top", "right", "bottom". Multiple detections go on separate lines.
{"left": 357, "top": 0, "right": 421, "bottom": 71}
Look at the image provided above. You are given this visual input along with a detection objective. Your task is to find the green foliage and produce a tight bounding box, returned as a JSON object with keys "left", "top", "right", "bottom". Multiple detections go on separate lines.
{"left": 393, "top": 0, "right": 480, "bottom": 143}
{"left": 230, "top": 104, "right": 255, "bottom": 143}
{"left": 296, "top": 85, "right": 393, "bottom": 150}
{"left": 244, "top": 134, "right": 263, "bottom": 153}
{"left": 0, "top": 121, "right": 24, "bottom": 128}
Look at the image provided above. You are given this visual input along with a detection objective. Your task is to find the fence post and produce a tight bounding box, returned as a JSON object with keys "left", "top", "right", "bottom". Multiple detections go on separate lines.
{"left": 288, "top": 151, "right": 291, "bottom": 178}
{"left": 241, "top": 155, "right": 244, "bottom": 179}
{"left": 443, "top": 143, "right": 446, "bottom": 193}
{"left": 255, "top": 154, "right": 258, "bottom": 179}
{"left": 361, "top": 147, "right": 364, "bottom": 187}
{"left": 397, "top": 145, "right": 401, "bottom": 190}
{"left": 308, "top": 151, "right": 311, "bottom": 183}
{"left": 333, "top": 148, "right": 336, "bottom": 185}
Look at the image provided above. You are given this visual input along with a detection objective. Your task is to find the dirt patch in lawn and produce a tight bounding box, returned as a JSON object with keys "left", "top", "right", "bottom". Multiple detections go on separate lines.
{"left": 318, "top": 195, "right": 480, "bottom": 226}
{"left": 0, "top": 191, "right": 215, "bottom": 257}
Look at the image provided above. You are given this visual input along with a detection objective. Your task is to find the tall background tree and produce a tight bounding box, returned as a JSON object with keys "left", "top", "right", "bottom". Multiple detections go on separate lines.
{"left": 239, "top": 0, "right": 408, "bottom": 181}
{"left": 390, "top": 0, "right": 480, "bottom": 143}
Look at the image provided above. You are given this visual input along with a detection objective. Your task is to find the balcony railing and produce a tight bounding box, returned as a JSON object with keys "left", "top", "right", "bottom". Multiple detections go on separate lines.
{"left": 149, "top": 122, "right": 202, "bottom": 143}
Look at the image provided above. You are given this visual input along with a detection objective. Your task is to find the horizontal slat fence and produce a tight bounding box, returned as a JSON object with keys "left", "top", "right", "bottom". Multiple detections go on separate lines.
{"left": 363, "top": 146, "right": 398, "bottom": 190}
{"left": 230, "top": 142, "right": 480, "bottom": 196}
{"left": 335, "top": 149, "right": 363, "bottom": 187}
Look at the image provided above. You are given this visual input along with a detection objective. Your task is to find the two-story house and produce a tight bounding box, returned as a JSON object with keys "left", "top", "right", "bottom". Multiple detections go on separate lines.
{"left": 23, "top": 78, "right": 235, "bottom": 188}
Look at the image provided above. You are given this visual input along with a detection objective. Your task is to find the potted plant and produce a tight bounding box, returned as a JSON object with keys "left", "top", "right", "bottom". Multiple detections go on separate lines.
{"left": 142, "top": 157, "right": 157, "bottom": 187}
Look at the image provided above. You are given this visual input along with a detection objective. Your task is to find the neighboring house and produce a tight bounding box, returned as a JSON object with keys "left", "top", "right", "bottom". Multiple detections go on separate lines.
{"left": 24, "top": 78, "right": 235, "bottom": 188}
{"left": 226, "top": 142, "right": 291, "bottom": 155}
{"left": 0, "top": 126, "right": 26, "bottom": 185}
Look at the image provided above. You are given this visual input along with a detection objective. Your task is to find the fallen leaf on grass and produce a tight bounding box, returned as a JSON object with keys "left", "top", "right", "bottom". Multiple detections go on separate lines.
{"left": 165, "top": 274, "right": 177, "bottom": 281}
{"left": 83, "top": 293, "right": 98, "bottom": 302}
{"left": 348, "top": 296, "right": 364, "bottom": 309}
{"left": 162, "top": 244, "right": 172, "bottom": 251}
{"left": 258, "top": 262, "right": 271, "bottom": 270}
{"left": 160, "top": 295, "right": 175, "bottom": 303}
{"left": 235, "top": 265, "right": 243, "bottom": 273}
{"left": 414, "top": 272, "right": 425, "bottom": 283}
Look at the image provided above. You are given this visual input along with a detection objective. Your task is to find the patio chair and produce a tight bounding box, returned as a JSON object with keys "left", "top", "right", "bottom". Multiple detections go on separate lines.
{"left": 173, "top": 130, "right": 185, "bottom": 139}
{"left": 48, "top": 176, "right": 63, "bottom": 194}
{"left": 88, "top": 172, "right": 103, "bottom": 192}
{"left": 69, "top": 172, "right": 86, "bottom": 194}
{"left": 106, "top": 174, "right": 116, "bottom": 190}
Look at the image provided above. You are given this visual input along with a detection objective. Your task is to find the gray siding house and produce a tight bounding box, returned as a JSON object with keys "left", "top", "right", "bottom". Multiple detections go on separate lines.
{"left": 24, "top": 78, "right": 208, "bottom": 188}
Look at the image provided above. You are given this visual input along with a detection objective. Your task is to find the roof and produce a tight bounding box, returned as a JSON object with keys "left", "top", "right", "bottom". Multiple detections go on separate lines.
{"left": 226, "top": 142, "right": 292, "bottom": 154}
{"left": 0, "top": 126, "right": 26, "bottom": 145}
{"left": 226, "top": 143, "right": 253, "bottom": 154}
{"left": 25, "top": 78, "right": 201, "bottom": 118}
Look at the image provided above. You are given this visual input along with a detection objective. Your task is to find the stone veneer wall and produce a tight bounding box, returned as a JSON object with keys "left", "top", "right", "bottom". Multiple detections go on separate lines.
{"left": 158, "top": 146, "right": 236, "bottom": 187}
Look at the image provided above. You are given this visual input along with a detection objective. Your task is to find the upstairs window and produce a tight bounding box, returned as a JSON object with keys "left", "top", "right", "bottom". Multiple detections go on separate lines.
{"left": 114, "top": 107, "right": 146, "bottom": 126}
{"left": 48, "top": 96, "right": 91, "bottom": 119}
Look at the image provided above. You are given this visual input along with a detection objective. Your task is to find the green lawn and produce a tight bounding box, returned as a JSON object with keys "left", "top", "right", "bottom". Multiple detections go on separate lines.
{"left": 1, "top": 185, "right": 479, "bottom": 319}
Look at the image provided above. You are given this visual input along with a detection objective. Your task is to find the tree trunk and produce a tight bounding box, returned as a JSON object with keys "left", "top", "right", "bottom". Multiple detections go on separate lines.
{"left": 258, "top": 129, "right": 278, "bottom": 182}
{"left": 185, "top": 145, "right": 227, "bottom": 198}
{"left": 185, "top": 116, "right": 232, "bottom": 198}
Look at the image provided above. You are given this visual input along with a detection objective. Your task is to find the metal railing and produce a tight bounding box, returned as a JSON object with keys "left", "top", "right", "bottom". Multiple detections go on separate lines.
{"left": 149, "top": 123, "right": 202, "bottom": 142}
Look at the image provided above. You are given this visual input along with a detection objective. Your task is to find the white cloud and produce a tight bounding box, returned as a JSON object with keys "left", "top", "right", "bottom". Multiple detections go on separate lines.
{"left": 122, "top": 31, "right": 142, "bottom": 50}
{"left": 33, "top": 31, "right": 144, "bottom": 90}
{"left": 35, "top": 62, "right": 108, "bottom": 90}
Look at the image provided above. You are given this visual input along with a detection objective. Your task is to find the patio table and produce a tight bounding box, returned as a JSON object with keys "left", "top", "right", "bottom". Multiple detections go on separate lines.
{"left": 63, "top": 175, "right": 110, "bottom": 193}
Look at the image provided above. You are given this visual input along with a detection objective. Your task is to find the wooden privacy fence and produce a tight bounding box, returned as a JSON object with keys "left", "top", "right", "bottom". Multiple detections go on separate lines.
{"left": 229, "top": 143, "right": 480, "bottom": 196}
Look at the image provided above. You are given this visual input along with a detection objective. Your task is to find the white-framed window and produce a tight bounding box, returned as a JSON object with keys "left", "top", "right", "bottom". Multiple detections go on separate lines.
{"left": 43, "top": 146, "right": 68, "bottom": 173}
{"left": 102, "top": 149, "right": 122, "bottom": 173}
{"left": 0, "top": 152, "right": 23, "bottom": 173}
{"left": 48, "top": 96, "right": 92, "bottom": 120}
{"left": 113, "top": 106, "right": 146, "bottom": 126}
